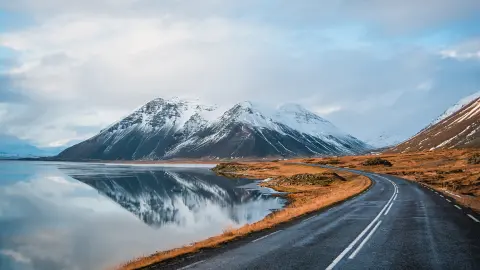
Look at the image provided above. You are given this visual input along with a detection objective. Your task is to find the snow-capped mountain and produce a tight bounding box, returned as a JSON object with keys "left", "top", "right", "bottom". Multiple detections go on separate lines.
{"left": 391, "top": 93, "right": 480, "bottom": 153}
{"left": 58, "top": 98, "right": 369, "bottom": 160}
{"left": 430, "top": 91, "right": 480, "bottom": 126}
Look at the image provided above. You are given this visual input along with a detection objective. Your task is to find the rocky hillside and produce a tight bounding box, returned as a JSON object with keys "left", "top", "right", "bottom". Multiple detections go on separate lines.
{"left": 391, "top": 94, "right": 480, "bottom": 153}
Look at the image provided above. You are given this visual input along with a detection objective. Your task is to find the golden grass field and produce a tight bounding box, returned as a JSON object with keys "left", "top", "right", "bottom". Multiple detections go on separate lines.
{"left": 119, "top": 163, "right": 371, "bottom": 270}
{"left": 289, "top": 149, "right": 480, "bottom": 212}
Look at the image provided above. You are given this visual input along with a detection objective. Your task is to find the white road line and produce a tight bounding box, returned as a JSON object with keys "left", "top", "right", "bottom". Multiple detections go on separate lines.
{"left": 384, "top": 202, "right": 394, "bottom": 216}
{"left": 393, "top": 194, "right": 397, "bottom": 201}
{"left": 178, "top": 260, "right": 206, "bottom": 270}
{"left": 467, "top": 214, "right": 480, "bottom": 223}
{"left": 454, "top": 205, "right": 462, "bottom": 210}
{"left": 251, "top": 230, "right": 282, "bottom": 243}
{"left": 446, "top": 199, "right": 451, "bottom": 202}
{"left": 445, "top": 190, "right": 462, "bottom": 198}
{"left": 348, "top": 220, "right": 383, "bottom": 259}
{"left": 302, "top": 216, "right": 316, "bottom": 223}
{"left": 325, "top": 176, "right": 395, "bottom": 270}
{"left": 440, "top": 195, "right": 444, "bottom": 198}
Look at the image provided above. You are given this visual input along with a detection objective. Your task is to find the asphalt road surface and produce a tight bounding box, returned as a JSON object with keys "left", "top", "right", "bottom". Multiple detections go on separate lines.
{"left": 157, "top": 167, "right": 480, "bottom": 270}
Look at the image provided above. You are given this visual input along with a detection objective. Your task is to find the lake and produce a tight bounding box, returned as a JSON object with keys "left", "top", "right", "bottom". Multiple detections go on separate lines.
{"left": 0, "top": 161, "right": 285, "bottom": 270}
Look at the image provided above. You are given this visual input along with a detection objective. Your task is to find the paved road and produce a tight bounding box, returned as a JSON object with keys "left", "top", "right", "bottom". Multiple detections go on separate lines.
{"left": 160, "top": 167, "right": 480, "bottom": 270}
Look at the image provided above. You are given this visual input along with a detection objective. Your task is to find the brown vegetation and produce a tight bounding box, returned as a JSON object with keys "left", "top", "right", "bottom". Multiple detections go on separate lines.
{"left": 361, "top": 157, "right": 393, "bottom": 167}
{"left": 288, "top": 149, "right": 480, "bottom": 212}
{"left": 390, "top": 97, "right": 480, "bottom": 152}
{"left": 468, "top": 153, "right": 480, "bottom": 165}
{"left": 119, "top": 163, "right": 370, "bottom": 270}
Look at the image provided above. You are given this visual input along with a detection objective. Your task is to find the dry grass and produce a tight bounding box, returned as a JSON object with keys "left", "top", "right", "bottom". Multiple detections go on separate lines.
{"left": 288, "top": 149, "right": 480, "bottom": 212}
{"left": 119, "top": 164, "right": 370, "bottom": 270}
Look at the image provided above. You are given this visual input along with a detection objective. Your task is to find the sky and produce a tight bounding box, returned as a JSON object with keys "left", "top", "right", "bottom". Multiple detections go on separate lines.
{"left": 0, "top": 0, "right": 479, "bottom": 147}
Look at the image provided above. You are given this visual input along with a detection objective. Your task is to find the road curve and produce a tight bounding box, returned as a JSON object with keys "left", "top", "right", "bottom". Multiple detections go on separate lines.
{"left": 152, "top": 167, "right": 480, "bottom": 270}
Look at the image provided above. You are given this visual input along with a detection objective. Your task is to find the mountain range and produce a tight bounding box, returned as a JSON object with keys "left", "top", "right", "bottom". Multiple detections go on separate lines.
{"left": 57, "top": 98, "right": 370, "bottom": 160}
{"left": 390, "top": 91, "right": 480, "bottom": 153}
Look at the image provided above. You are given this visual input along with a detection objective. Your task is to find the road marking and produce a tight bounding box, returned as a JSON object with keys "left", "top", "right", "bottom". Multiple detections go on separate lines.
{"left": 384, "top": 202, "right": 394, "bottom": 216}
{"left": 467, "top": 214, "right": 480, "bottom": 223}
{"left": 251, "top": 230, "right": 282, "bottom": 243}
{"left": 178, "top": 260, "right": 206, "bottom": 270}
{"left": 348, "top": 220, "right": 383, "bottom": 259}
{"left": 446, "top": 199, "right": 451, "bottom": 202}
{"left": 393, "top": 194, "right": 397, "bottom": 201}
{"left": 302, "top": 216, "right": 316, "bottom": 223}
{"left": 440, "top": 195, "right": 444, "bottom": 198}
{"left": 325, "top": 176, "right": 395, "bottom": 270}
{"left": 445, "top": 190, "right": 462, "bottom": 198}
{"left": 454, "top": 205, "right": 462, "bottom": 210}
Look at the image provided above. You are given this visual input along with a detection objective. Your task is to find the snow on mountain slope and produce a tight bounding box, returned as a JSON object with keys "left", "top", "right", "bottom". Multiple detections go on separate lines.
{"left": 58, "top": 98, "right": 369, "bottom": 160}
{"left": 364, "top": 133, "right": 404, "bottom": 149}
{"left": 274, "top": 103, "right": 344, "bottom": 137}
{"left": 101, "top": 97, "right": 222, "bottom": 137}
{"left": 431, "top": 91, "right": 480, "bottom": 126}
{"left": 390, "top": 94, "right": 480, "bottom": 153}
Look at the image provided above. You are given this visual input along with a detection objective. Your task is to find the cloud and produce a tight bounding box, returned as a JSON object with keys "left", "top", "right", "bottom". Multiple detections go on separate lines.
{"left": 0, "top": 1, "right": 479, "bottom": 146}
{"left": 440, "top": 38, "right": 480, "bottom": 60}
{"left": 0, "top": 249, "right": 31, "bottom": 264}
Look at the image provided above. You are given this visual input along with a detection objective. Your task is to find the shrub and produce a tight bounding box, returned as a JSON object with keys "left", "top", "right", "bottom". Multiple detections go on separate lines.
{"left": 467, "top": 153, "right": 480, "bottom": 165}
{"left": 362, "top": 157, "right": 393, "bottom": 167}
{"left": 277, "top": 172, "right": 347, "bottom": 186}
{"left": 317, "top": 159, "right": 342, "bottom": 165}
{"left": 211, "top": 162, "right": 247, "bottom": 172}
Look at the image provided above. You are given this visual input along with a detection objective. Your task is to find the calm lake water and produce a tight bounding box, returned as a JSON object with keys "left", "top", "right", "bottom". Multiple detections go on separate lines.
{"left": 0, "top": 161, "right": 285, "bottom": 270}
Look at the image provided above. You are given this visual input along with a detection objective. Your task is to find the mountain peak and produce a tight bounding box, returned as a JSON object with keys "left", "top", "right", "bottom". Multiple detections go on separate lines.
{"left": 59, "top": 98, "right": 369, "bottom": 160}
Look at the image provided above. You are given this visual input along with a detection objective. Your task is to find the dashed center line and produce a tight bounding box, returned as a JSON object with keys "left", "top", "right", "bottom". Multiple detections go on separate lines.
{"left": 440, "top": 195, "right": 444, "bottom": 198}
{"left": 467, "top": 214, "right": 480, "bottom": 223}
{"left": 446, "top": 199, "right": 451, "bottom": 202}
{"left": 454, "top": 205, "right": 462, "bottom": 210}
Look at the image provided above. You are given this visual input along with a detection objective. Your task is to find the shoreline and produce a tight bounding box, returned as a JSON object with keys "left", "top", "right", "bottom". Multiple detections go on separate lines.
{"left": 119, "top": 162, "right": 372, "bottom": 270}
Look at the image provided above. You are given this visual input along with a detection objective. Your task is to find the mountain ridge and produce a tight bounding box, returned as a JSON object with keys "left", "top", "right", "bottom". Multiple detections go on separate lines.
{"left": 58, "top": 97, "right": 370, "bottom": 160}
{"left": 390, "top": 92, "right": 480, "bottom": 153}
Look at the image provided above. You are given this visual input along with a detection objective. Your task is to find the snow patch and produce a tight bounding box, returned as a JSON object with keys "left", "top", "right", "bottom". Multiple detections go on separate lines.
{"left": 431, "top": 91, "right": 480, "bottom": 126}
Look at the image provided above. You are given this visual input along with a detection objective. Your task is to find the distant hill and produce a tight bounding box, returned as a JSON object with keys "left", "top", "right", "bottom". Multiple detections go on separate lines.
{"left": 0, "top": 134, "right": 65, "bottom": 158}
{"left": 58, "top": 98, "right": 370, "bottom": 160}
{"left": 390, "top": 92, "right": 480, "bottom": 153}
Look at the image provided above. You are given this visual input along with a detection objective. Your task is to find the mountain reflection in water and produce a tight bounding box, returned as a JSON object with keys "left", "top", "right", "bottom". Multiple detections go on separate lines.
{"left": 0, "top": 161, "right": 284, "bottom": 270}
{"left": 63, "top": 165, "right": 283, "bottom": 227}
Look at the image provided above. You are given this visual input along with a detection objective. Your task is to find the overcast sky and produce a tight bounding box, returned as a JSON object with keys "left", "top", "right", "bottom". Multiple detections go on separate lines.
{"left": 1, "top": 1, "right": 479, "bottom": 147}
